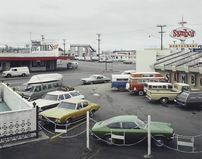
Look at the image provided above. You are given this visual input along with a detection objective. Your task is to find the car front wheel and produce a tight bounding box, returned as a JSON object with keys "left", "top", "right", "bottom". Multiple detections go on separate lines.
{"left": 104, "top": 135, "right": 113, "bottom": 145}
{"left": 138, "top": 90, "right": 144, "bottom": 96}
{"left": 160, "top": 97, "right": 169, "bottom": 105}
{"left": 154, "top": 137, "right": 165, "bottom": 147}
{"left": 6, "top": 74, "right": 11, "bottom": 78}
{"left": 89, "top": 110, "right": 95, "bottom": 117}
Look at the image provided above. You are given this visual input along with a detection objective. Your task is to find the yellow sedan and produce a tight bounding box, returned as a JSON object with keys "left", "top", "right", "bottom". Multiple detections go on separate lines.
{"left": 39, "top": 98, "right": 100, "bottom": 124}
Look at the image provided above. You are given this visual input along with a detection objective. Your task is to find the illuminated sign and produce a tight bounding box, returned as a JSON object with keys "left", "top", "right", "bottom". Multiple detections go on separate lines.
{"left": 170, "top": 27, "right": 195, "bottom": 41}
{"left": 169, "top": 44, "right": 197, "bottom": 48}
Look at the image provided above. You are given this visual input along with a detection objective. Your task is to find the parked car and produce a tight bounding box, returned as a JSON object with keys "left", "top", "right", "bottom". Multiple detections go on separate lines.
{"left": 111, "top": 74, "right": 130, "bottom": 91}
{"left": 92, "top": 115, "right": 174, "bottom": 147}
{"left": 126, "top": 72, "right": 166, "bottom": 96}
{"left": 81, "top": 74, "right": 111, "bottom": 84}
{"left": 2, "top": 67, "right": 30, "bottom": 78}
{"left": 174, "top": 90, "right": 202, "bottom": 108}
{"left": 121, "top": 70, "right": 136, "bottom": 75}
{"left": 39, "top": 98, "right": 101, "bottom": 124}
{"left": 123, "top": 60, "right": 134, "bottom": 64}
{"left": 146, "top": 83, "right": 190, "bottom": 105}
{"left": 33, "top": 90, "right": 85, "bottom": 111}
{"left": 67, "top": 61, "right": 78, "bottom": 69}
{"left": 17, "top": 73, "right": 64, "bottom": 100}
{"left": 57, "top": 60, "right": 78, "bottom": 69}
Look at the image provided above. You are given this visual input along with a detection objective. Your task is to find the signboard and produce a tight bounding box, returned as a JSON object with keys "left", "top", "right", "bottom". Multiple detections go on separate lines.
{"left": 193, "top": 48, "right": 202, "bottom": 52}
{"left": 31, "top": 40, "right": 41, "bottom": 47}
{"left": 170, "top": 27, "right": 195, "bottom": 41}
{"left": 169, "top": 44, "right": 197, "bottom": 48}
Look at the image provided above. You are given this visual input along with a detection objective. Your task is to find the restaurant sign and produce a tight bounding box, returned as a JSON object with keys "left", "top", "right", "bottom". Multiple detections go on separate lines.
{"left": 170, "top": 27, "right": 195, "bottom": 41}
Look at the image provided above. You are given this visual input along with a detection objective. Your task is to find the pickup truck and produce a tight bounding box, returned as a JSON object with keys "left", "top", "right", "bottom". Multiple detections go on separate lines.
{"left": 146, "top": 83, "right": 190, "bottom": 105}
{"left": 111, "top": 74, "right": 130, "bottom": 91}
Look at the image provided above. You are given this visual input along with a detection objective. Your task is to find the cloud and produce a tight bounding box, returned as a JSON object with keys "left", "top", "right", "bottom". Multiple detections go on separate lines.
{"left": 0, "top": 0, "right": 201, "bottom": 50}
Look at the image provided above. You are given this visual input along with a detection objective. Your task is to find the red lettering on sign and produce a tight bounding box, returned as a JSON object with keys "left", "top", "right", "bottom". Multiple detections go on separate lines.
{"left": 172, "top": 29, "right": 195, "bottom": 38}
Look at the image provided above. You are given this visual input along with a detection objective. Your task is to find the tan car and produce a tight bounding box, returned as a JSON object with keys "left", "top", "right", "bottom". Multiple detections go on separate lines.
{"left": 39, "top": 98, "right": 100, "bottom": 124}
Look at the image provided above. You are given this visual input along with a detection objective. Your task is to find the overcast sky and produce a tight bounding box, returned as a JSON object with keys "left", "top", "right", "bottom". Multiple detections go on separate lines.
{"left": 0, "top": 0, "right": 201, "bottom": 50}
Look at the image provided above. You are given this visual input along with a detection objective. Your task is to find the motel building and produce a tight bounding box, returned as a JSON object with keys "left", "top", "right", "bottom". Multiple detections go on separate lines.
{"left": 0, "top": 40, "right": 70, "bottom": 72}
{"left": 153, "top": 19, "right": 202, "bottom": 89}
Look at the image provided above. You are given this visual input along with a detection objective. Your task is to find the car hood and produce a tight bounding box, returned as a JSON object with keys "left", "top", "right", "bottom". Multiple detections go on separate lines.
{"left": 33, "top": 99, "right": 59, "bottom": 108}
{"left": 150, "top": 122, "right": 173, "bottom": 133}
{"left": 40, "top": 107, "right": 76, "bottom": 119}
{"left": 2, "top": 71, "right": 9, "bottom": 74}
{"left": 81, "top": 78, "right": 93, "bottom": 81}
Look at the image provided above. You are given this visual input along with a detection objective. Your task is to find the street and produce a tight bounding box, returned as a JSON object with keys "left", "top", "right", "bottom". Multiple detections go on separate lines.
{"left": 0, "top": 61, "right": 201, "bottom": 159}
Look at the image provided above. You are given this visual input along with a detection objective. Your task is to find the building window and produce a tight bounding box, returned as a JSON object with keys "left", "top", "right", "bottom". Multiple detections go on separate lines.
{"left": 32, "top": 60, "right": 45, "bottom": 67}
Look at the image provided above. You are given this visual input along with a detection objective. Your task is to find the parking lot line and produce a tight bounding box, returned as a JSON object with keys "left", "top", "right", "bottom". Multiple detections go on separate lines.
{"left": 50, "top": 120, "right": 87, "bottom": 140}
{"left": 50, "top": 132, "right": 64, "bottom": 140}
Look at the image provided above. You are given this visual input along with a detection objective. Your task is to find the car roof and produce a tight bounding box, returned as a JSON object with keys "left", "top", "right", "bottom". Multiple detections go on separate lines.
{"left": 145, "top": 82, "right": 172, "bottom": 86}
{"left": 105, "top": 115, "right": 138, "bottom": 123}
{"left": 91, "top": 74, "right": 104, "bottom": 77}
{"left": 62, "top": 98, "right": 87, "bottom": 104}
{"left": 121, "top": 70, "right": 136, "bottom": 74}
{"left": 175, "top": 83, "right": 190, "bottom": 86}
{"left": 47, "top": 90, "right": 77, "bottom": 95}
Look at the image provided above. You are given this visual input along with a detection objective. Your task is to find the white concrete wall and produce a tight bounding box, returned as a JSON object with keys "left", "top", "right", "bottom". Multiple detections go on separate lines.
{"left": 2, "top": 83, "right": 32, "bottom": 110}
{"left": 0, "top": 83, "right": 37, "bottom": 144}
{"left": 136, "top": 50, "right": 157, "bottom": 72}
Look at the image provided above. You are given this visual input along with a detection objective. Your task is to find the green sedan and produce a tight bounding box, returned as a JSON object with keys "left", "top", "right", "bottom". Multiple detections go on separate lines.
{"left": 91, "top": 115, "right": 174, "bottom": 147}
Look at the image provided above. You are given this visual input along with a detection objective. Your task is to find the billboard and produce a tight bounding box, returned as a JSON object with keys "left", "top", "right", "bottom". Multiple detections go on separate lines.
{"left": 170, "top": 27, "right": 195, "bottom": 41}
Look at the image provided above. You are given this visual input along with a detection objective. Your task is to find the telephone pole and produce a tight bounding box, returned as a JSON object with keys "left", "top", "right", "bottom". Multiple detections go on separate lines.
{"left": 156, "top": 25, "right": 166, "bottom": 50}
{"left": 96, "top": 33, "right": 101, "bottom": 59}
{"left": 63, "top": 39, "right": 66, "bottom": 55}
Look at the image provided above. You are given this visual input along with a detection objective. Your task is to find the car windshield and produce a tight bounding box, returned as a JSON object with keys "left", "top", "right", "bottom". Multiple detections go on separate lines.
{"left": 178, "top": 91, "right": 189, "bottom": 99}
{"left": 136, "top": 118, "right": 146, "bottom": 128}
{"left": 89, "top": 75, "right": 97, "bottom": 79}
{"left": 102, "top": 118, "right": 114, "bottom": 125}
{"left": 25, "top": 85, "right": 35, "bottom": 92}
{"left": 43, "top": 94, "right": 58, "bottom": 101}
{"left": 70, "top": 91, "right": 80, "bottom": 97}
{"left": 57, "top": 102, "right": 76, "bottom": 109}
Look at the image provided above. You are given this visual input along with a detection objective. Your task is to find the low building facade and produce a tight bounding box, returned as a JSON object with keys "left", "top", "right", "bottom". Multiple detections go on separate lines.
{"left": 0, "top": 40, "right": 70, "bottom": 72}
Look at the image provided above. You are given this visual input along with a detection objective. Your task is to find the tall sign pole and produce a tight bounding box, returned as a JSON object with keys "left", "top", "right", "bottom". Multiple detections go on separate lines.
{"left": 86, "top": 111, "right": 90, "bottom": 150}
{"left": 157, "top": 25, "right": 166, "bottom": 50}
{"left": 144, "top": 115, "right": 152, "bottom": 158}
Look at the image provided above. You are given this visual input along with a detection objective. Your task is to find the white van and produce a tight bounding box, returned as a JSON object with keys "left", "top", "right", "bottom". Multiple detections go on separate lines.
{"left": 2, "top": 67, "right": 30, "bottom": 78}
{"left": 17, "top": 73, "right": 65, "bottom": 100}
{"left": 144, "top": 82, "right": 173, "bottom": 93}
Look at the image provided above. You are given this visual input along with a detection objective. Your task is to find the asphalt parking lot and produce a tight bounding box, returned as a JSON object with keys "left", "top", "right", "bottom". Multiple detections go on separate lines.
{"left": 0, "top": 61, "right": 202, "bottom": 159}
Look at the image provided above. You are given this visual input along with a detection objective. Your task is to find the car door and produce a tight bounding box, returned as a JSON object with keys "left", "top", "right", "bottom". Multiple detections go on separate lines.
{"left": 12, "top": 68, "right": 18, "bottom": 76}
{"left": 122, "top": 122, "right": 146, "bottom": 143}
{"left": 33, "top": 85, "right": 43, "bottom": 99}
{"left": 96, "top": 76, "right": 104, "bottom": 83}
{"left": 72, "top": 103, "right": 83, "bottom": 120}
{"left": 107, "top": 122, "right": 124, "bottom": 143}
{"left": 79, "top": 101, "right": 91, "bottom": 117}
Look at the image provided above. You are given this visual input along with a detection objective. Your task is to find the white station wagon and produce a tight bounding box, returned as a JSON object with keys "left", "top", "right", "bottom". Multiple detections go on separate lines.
{"left": 33, "top": 90, "right": 85, "bottom": 111}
